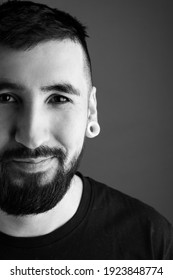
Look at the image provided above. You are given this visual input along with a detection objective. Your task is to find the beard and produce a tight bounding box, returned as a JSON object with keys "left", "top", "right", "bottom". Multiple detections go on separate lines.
{"left": 0, "top": 145, "right": 83, "bottom": 216}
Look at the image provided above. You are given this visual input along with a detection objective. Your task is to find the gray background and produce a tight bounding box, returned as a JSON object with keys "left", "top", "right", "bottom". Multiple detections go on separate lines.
{"left": 31, "top": 0, "right": 173, "bottom": 224}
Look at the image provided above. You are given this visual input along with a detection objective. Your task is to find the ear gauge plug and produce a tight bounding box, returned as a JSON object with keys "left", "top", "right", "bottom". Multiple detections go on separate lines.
{"left": 86, "top": 121, "right": 100, "bottom": 138}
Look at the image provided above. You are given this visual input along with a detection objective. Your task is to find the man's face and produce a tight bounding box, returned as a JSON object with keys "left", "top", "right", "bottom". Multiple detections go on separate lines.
{"left": 0, "top": 40, "right": 97, "bottom": 215}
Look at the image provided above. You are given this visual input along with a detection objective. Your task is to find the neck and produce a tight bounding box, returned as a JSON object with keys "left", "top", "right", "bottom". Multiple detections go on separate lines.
{"left": 0, "top": 174, "right": 83, "bottom": 237}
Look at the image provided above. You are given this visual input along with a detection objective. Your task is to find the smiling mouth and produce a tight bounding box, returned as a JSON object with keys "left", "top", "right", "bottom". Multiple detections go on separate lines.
{"left": 10, "top": 157, "right": 55, "bottom": 172}
{"left": 12, "top": 157, "right": 53, "bottom": 164}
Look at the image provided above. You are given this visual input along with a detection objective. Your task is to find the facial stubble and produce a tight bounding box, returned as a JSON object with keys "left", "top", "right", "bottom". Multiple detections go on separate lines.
{"left": 0, "top": 145, "right": 84, "bottom": 216}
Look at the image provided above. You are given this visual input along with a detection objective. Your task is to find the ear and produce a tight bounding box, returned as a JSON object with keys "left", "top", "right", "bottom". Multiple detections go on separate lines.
{"left": 86, "top": 86, "right": 100, "bottom": 138}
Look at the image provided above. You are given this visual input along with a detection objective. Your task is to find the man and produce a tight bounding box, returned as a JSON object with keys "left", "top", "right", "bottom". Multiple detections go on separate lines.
{"left": 0, "top": 0, "right": 172, "bottom": 260}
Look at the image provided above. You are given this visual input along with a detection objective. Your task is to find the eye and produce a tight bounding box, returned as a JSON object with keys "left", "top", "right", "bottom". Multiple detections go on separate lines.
{"left": 0, "top": 94, "right": 16, "bottom": 103}
{"left": 48, "top": 94, "right": 71, "bottom": 104}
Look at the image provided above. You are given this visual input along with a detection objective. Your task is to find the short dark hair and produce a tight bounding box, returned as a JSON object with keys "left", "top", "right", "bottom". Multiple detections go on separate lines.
{"left": 0, "top": 0, "right": 92, "bottom": 85}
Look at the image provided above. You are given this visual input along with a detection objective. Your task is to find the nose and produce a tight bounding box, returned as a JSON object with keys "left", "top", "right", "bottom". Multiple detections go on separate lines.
{"left": 15, "top": 102, "right": 50, "bottom": 149}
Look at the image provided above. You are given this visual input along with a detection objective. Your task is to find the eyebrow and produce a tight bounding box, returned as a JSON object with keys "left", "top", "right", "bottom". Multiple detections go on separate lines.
{"left": 41, "top": 83, "right": 80, "bottom": 96}
{"left": 0, "top": 81, "right": 80, "bottom": 96}
{"left": 0, "top": 81, "right": 24, "bottom": 91}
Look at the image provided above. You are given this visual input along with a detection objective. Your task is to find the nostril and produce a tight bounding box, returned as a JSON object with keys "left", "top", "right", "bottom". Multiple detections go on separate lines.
{"left": 14, "top": 111, "right": 50, "bottom": 149}
{"left": 15, "top": 130, "right": 50, "bottom": 149}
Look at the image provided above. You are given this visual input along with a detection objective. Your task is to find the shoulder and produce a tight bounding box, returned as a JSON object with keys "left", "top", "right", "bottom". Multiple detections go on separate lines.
{"left": 85, "top": 175, "right": 173, "bottom": 259}
{"left": 87, "top": 175, "right": 171, "bottom": 225}
{"left": 77, "top": 173, "right": 173, "bottom": 259}
{"left": 86, "top": 175, "right": 150, "bottom": 211}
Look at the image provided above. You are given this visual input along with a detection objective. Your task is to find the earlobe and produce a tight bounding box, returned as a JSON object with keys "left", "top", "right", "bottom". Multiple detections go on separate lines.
{"left": 86, "top": 121, "right": 100, "bottom": 138}
{"left": 86, "top": 86, "right": 100, "bottom": 138}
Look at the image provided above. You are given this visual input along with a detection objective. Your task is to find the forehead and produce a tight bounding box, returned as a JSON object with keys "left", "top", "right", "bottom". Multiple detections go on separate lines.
{"left": 0, "top": 40, "right": 88, "bottom": 92}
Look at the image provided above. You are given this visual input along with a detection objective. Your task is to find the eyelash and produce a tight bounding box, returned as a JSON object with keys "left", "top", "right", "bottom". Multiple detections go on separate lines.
{"left": 48, "top": 94, "right": 71, "bottom": 104}
{"left": 0, "top": 93, "right": 71, "bottom": 104}
{"left": 0, "top": 94, "right": 16, "bottom": 103}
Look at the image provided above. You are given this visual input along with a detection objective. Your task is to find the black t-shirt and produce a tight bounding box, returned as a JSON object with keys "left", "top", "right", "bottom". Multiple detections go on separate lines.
{"left": 0, "top": 173, "right": 172, "bottom": 259}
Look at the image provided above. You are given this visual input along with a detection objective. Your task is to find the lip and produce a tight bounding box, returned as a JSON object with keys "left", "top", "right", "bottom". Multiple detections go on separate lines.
{"left": 12, "top": 157, "right": 53, "bottom": 164}
{"left": 10, "top": 157, "right": 55, "bottom": 173}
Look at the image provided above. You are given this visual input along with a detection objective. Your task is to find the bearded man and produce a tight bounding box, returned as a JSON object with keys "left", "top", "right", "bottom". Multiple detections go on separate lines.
{"left": 0, "top": 0, "right": 172, "bottom": 259}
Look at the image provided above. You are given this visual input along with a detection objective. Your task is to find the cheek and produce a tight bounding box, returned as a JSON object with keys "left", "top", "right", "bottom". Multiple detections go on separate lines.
{"left": 51, "top": 110, "right": 87, "bottom": 151}
{"left": 0, "top": 112, "right": 14, "bottom": 150}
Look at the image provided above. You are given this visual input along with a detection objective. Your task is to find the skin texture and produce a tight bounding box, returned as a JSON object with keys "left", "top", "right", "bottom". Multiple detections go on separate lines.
{"left": 0, "top": 39, "right": 99, "bottom": 236}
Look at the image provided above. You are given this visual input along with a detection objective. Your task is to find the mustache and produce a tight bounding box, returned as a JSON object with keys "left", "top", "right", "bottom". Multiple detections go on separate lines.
{"left": 0, "top": 146, "right": 66, "bottom": 163}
